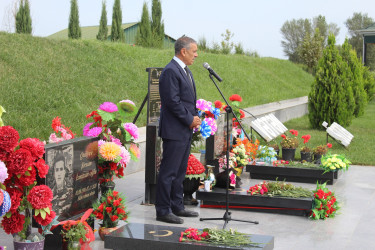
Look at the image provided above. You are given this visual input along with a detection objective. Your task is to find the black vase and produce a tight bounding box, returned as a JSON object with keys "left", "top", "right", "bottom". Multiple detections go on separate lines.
{"left": 314, "top": 154, "right": 322, "bottom": 165}
{"left": 300, "top": 152, "right": 312, "bottom": 162}
{"left": 183, "top": 177, "right": 200, "bottom": 205}
{"left": 100, "top": 182, "right": 115, "bottom": 195}
{"left": 282, "top": 148, "right": 296, "bottom": 161}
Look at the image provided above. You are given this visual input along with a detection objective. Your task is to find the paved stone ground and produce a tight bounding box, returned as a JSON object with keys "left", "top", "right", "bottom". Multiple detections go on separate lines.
{"left": 1, "top": 165, "right": 374, "bottom": 250}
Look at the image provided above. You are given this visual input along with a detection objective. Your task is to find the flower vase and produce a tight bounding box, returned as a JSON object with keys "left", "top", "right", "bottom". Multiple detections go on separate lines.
{"left": 183, "top": 177, "right": 200, "bottom": 205}
{"left": 314, "top": 154, "right": 322, "bottom": 165}
{"left": 99, "top": 227, "right": 118, "bottom": 241}
{"left": 67, "top": 241, "right": 81, "bottom": 250}
{"left": 282, "top": 148, "right": 296, "bottom": 161}
{"left": 13, "top": 238, "right": 45, "bottom": 250}
{"left": 100, "top": 182, "right": 115, "bottom": 195}
{"left": 300, "top": 152, "right": 312, "bottom": 162}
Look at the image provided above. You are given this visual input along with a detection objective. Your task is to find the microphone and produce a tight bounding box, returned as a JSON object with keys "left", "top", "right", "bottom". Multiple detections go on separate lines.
{"left": 203, "top": 62, "right": 222, "bottom": 82}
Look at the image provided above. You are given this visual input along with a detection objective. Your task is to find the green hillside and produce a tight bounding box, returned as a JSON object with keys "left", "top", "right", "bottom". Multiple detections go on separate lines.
{"left": 0, "top": 32, "right": 313, "bottom": 140}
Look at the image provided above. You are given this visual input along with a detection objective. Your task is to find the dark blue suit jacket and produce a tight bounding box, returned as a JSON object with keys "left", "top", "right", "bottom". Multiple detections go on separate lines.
{"left": 158, "top": 59, "right": 197, "bottom": 141}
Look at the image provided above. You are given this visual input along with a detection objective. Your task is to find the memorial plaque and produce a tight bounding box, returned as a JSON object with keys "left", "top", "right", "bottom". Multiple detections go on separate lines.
{"left": 250, "top": 114, "right": 287, "bottom": 142}
{"left": 146, "top": 67, "right": 163, "bottom": 125}
{"left": 322, "top": 121, "right": 354, "bottom": 147}
{"left": 206, "top": 112, "right": 233, "bottom": 161}
{"left": 43, "top": 136, "right": 99, "bottom": 221}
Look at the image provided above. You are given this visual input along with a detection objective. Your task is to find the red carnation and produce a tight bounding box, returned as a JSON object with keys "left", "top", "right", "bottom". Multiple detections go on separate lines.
{"left": 106, "top": 207, "right": 112, "bottom": 214}
{"left": 281, "top": 134, "right": 286, "bottom": 139}
{"left": 0, "top": 149, "right": 9, "bottom": 162}
{"left": 19, "top": 138, "right": 45, "bottom": 160}
{"left": 16, "top": 166, "right": 36, "bottom": 187}
{"left": 113, "top": 191, "right": 119, "bottom": 197}
{"left": 229, "top": 94, "right": 242, "bottom": 102}
{"left": 51, "top": 117, "right": 62, "bottom": 132}
{"left": 117, "top": 167, "right": 124, "bottom": 177}
{"left": 214, "top": 100, "right": 222, "bottom": 109}
{"left": 98, "top": 203, "right": 104, "bottom": 212}
{"left": 7, "top": 188, "right": 23, "bottom": 213}
{"left": 116, "top": 208, "right": 125, "bottom": 215}
{"left": 109, "top": 162, "right": 118, "bottom": 171}
{"left": 327, "top": 143, "right": 332, "bottom": 148}
{"left": 107, "top": 196, "right": 113, "bottom": 203}
{"left": 34, "top": 207, "right": 56, "bottom": 226}
{"left": 113, "top": 200, "right": 121, "bottom": 207}
{"left": 7, "top": 148, "right": 33, "bottom": 175}
{"left": 0, "top": 126, "right": 19, "bottom": 152}
{"left": 1, "top": 211, "right": 25, "bottom": 234}
{"left": 110, "top": 215, "right": 118, "bottom": 222}
{"left": 27, "top": 185, "right": 53, "bottom": 209}
{"left": 34, "top": 159, "right": 49, "bottom": 178}
{"left": 301, "top": 134, "right": 311, "bottom": 144}
{"left": 239, "top": 110, "right": 245, "bottom": 119}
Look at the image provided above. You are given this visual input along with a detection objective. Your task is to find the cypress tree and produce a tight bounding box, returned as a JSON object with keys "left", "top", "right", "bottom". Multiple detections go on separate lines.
{"left": 340, "top": 39, "right": 367, "bottom": 117}
{"left": 68, "top": 0, "right": 81, "bottom": 39}
{"left": 15, "top": 0, "right": 32, "bottom": 34}
{"left": 97, "top": 1, "right": 108, "bottom": 41}
{"left": 136, "top": 2, "right": 152, "bottom": 47}
{"left": 151, "top": 0, "right": 164, "bottom": 48}
{"left": 308, "top": 34, "right": 355, "bottom": 129}
{"left": 111, "top": 0, "right": 124, "bottom": 42}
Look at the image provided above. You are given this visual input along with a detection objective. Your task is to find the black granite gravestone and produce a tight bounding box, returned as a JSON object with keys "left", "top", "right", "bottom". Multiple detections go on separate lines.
{"left": 105, "top": 223, "right": 274, "bottom": 250}
{"left": 43, "top": 136, "right": 99, "bottom": 221}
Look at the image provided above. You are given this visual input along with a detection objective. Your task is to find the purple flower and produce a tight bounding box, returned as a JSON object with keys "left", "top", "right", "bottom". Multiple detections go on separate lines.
{"left": 0, "top": 160, "right": 8, "bottom": 183}
{"left": 87, "top": 127, "right": 103, "bottom": 137}
{"left": 99, "top": 102, "right": 118, "bottom": 113}
{"left": 123, "top": 123, "right": 139, "bottom": 140}
{"left": 83, "top": 122, "right": 94, "bottom": 136}
{"left": 205, "top": 117, "right": 217, "bottom": 135}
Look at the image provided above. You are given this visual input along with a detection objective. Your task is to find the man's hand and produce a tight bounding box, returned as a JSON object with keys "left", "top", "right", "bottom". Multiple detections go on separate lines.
{"left": 190, "top": 116, "right": 201, "bottom": 129}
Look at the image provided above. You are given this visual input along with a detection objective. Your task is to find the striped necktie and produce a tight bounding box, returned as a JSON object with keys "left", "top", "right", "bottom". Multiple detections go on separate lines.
{"left": 184, "top": 66, "right": 194, "bottom": 90}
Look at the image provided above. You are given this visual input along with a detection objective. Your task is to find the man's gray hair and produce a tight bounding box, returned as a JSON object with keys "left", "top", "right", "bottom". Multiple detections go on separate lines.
{"left": 175, "top": 36, "right": 197, "bottom": 55}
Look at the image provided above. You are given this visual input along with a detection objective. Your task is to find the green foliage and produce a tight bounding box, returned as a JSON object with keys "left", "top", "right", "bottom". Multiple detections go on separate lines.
{"left": 198, "top": 36, "right": 209, "bottom": 52}
{"left": 61, "top": 221, "right": 87, "bottom": 242}
{"left": 298, "top": 28, "right": 324, "bottom": 74}
{"left": 97, "top": 1, "right": 108, "bottom": 41}
{"left": 150, "top": 0, "right": 164, "bottom": 48}
{"left": 220, "top": 29, "right": 234, "bottom": 54}
{"left": 68, "top": 0, "right": 81, "bottom": 39}
{"left": 308, "top": 34, "right": 355, "bottom": 129}
{"left": 136, "top": 2, "right": 152, "bottom": 47}
{"left": 340, "top": 39, "right": 367, "bottom": 117}
{"left": 345, "top": 12, "right": 374, "bottom": 59}
{"left": 234, "top": 42, "right": 245, "bottom": 55}
{"left": 363, "top": 66, "right": 375, "bottom": 101}
{"left": 111, "top": 0, "right": 124, "bottom": 42}
{"left": 0, "top": 105, "right": 5, "bottom": 126}
{"left": 15, "top": 0, "right": 32, "bottom": 34}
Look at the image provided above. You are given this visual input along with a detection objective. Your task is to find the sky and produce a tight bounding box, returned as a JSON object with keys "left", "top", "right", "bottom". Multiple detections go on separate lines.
{"left": 1, "top": 0, "right": 375, "bottom": 59}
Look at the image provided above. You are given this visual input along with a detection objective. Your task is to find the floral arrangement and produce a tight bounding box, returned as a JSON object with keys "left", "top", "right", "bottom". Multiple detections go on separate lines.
{"left": 256, "top": 145, "right": 277, "bottom": 163}
{"left": 231, "top": 143, "right": 249, "bottom": 171}
{"left": 84, "top": 100, "right": 140, "bottom": 186}
{"left": 218, "top": 153, "right": 237, "bottom": 170}
{"left": 320, "top": 154, "right": 351, "bottom": 173}
{"left": 0, "top": 126, "right": 56, "bottom": 241}
{"left": 310, "top": 182, "right": 339, "bottom": 220}
{"left": 185, "top": 154, "right": 206, "bottom": 180}
{"left": 180, "top": 227, "right": 258, "bottom": 247}
{"left": 272, "top": 159, "right": 289, "bottom": 167}
{"left": 300, "top": 134, "right": 311, "bottom": 152}
{"left": 280, "top": 129, "right": 299, "bottom": 149}
{"left": 247, "top": 180, "right": 312, "bottom": 198}
{"left": 236, "top": 138, "right": 259, "bottom": 162}
{"left": 49, "top": 116, "right": 75, "bottom": 143}
{"left": 91, "top": 189, "right": 128, "bottom": 228}
{"left": 313, "top": 143, "right": 331, "bottom": 155}
{"left": 0, "top": 105, "right": 5, "bottom": 127}
{"left": 61, "top": 220, "right": 87, "bottom": 242}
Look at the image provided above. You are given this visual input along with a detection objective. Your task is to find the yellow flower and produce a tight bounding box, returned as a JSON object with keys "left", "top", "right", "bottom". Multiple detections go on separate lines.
{"left": 99, "top": 142, "right": 122, "bottom": 161}
{"left": 330, "top": 166, "right": 336, "bottom": 170}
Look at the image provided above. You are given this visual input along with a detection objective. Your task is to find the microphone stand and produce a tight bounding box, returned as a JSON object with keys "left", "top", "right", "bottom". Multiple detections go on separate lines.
{"left": 199, "top": 74, "right": 259, "bottom": 229}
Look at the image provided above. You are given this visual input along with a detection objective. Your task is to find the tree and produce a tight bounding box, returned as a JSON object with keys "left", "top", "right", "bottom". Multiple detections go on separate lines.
{"left": 111, "top": 0, "right": 124, "bottom": 42}
{"left": 298, "top": 28, "right": 324, "bottom": 74}
{"left": 136, "top": 2, "right": 152, "bottom": 47}
{"left": 281, "top": 18, "right": 311, "bottom": 62}
{"left": 234, "top": 42, "right": 245, "bottom": 55}
{"left": 340, "top": 39, "right": 367, "bottom": 117}
{"left": 97, "top": 1, "right": 108, "bottom": 41}
{"left": 308, "top": 34, "right": 355, "bottom": 129}
{"left": 345, "top": 12, "right": 374, "bottom": 59}
{"left": 150, "top": 0, "right": 164, "bottom": 48}
{"left": 313, "top": 15, "right": 340, "bottom": 45}
{"left": 220, "top": 29, "right": 234, "bottom": 54}
{"left": 15, "top": 0, "right": 32, "bottom": 34}
{"left": 68, "top": 0, "right": 81, "bottom": 39}
{"left": 363, "top": 66, "right": 375, "bottom": 101}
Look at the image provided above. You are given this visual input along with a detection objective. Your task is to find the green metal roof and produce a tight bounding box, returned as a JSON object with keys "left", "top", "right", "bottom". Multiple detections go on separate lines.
{"left": 48, "top": 22, "right": 138, "bottom": 40}
{"left": 358, "top": 23, "right": 375, "bottom": 36}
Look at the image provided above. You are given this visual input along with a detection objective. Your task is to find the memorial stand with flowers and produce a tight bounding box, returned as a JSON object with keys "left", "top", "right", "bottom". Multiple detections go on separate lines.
{"left": 83, "top": 100, "right": 140, "bottom": 193}
{"left": 183, "top": 154, "right": 206, "bottom": 205}
{"left": 0, "top": 125, "right": 56, "bottom": 249}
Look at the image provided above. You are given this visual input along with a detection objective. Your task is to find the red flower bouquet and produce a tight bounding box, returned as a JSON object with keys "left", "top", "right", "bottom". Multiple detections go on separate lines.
{"left": 91, "top": 189, "right": 128, "bottom": 228}
{"left": 185, "top": 154, "right": 206, "bottom": 180}
{"left": 0, "top": 125, "right": 56, "bottom": 241}
{"left": 310, "top": 182, "right": 339, "bottom": 220}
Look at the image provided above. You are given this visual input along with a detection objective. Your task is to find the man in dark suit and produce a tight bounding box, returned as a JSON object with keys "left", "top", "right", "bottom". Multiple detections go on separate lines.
{"left": 156, "top": 36, "right": 201, "bottom": 224}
